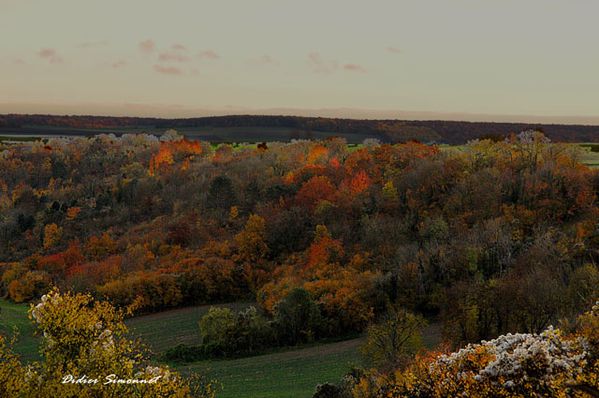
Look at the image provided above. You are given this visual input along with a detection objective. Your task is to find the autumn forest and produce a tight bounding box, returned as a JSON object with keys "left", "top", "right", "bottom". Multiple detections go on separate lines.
{"left": 0, "top": 129, "right": 597, "bottom": 397}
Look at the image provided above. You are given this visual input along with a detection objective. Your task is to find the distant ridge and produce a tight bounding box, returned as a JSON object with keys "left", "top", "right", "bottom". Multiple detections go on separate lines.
{"left": 1, "top": 114, "right": 598, "bottom": 144}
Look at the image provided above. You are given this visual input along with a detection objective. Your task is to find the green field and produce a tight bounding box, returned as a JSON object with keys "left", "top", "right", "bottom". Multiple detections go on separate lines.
{"left": 0, "top": 296, "right": 444, "bottom": 398}
{"left": 0, "top": 136, "right": 39, "bottom": 142}
{"left": 126, "top": 302, "right": 251, "bottom": 354}
{"left": 578, "top": 144, "right": 599, "bottom": 168}
{"left": 0, "top": 300, "right": 252, "bottom": 360}
{"left": 178, "top": 338, "right": 363, "bottom": 398}
{"left": 0, "top": 299, "right": 39, "bottom": 361}
{"left": 0, "top": 299, "right": 362, "bottom": 397}
{"left": 125, "top": 302, "right": 373, "bottom": 398}
{"left": 178, "top": 322, "right": 441, "bottom": 398}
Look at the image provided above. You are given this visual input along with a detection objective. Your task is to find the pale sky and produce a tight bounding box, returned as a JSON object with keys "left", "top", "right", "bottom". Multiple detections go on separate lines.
{"left": 1, "top": 0, "right": 599, "bottom": 122}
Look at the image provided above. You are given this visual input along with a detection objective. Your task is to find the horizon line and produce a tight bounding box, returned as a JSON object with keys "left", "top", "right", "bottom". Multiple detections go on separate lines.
{"left": 2, "top": 103, "right": 599, "bottom": 126}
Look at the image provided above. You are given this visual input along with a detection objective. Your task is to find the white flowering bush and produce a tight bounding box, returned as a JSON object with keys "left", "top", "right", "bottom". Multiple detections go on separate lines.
{"left": 426, "top": 327, "right": 588, "bottom": 396}
{"left": 352, "top": 302, "right": 598, "bottom": 398}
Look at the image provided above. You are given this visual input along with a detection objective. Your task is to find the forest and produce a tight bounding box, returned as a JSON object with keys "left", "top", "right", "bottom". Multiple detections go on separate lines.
{"left": 0, "top": 130, "right": 598, "bottom": 397}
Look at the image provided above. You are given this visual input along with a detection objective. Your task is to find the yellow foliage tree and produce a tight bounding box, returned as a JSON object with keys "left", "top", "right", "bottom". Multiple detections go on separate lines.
{"left": 43, "top": 223, "right": 63, "bottom": 250}
{"left": 0, "top": 288, "right": 216, "bottom": 398}
{"left": 234, "top": 214, "right": 269, "bottom": 263}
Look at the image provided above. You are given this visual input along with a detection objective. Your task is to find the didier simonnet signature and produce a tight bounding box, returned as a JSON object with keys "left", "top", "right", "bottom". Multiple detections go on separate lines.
{"left": 61, "top": 374, "right": 162, "bottom": 385}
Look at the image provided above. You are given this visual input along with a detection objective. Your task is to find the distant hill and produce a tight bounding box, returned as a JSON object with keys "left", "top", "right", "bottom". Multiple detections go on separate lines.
{"left": 1, "top": 114, "right": 598, "bottom": 144}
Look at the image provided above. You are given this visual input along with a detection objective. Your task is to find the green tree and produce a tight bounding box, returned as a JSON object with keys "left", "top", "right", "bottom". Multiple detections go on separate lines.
{"left": 361, "top": 305, "right": 426, "bottom": 369}
{"left": 274, "top": 288, "right": 323, "bottom": 345}
{"left": 198, "top": 307, "right": 236, "bottom": 348}
{"left": 231, "top": 306, "right": 274, "bottom": 354}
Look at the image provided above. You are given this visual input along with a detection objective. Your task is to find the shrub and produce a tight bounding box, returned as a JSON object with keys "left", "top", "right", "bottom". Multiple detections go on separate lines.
{"left": 352, "top": 303, "right": 599, "bottom": 398}
{"left": 199, "top": 307, "right": 236, "bottom": 348}
{"left": 274, "top": 288, "right": 324, "bottom": 345}
{"left": 7, "top": 270, "right": 51, "bottom": 303}
{"left": 197, "top": 306, "right": 276, "bottom": 358}
{"left": 360, "top": 306, "right": 426, "bottom": 370}
{"left": 313, "top": 383, "right": 345, "bottom": 398}
{"left": 0, "top": 288, "right": 216, "bottom": 398}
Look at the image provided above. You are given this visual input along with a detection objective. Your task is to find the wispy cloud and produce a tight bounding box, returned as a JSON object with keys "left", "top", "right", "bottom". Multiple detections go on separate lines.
{"left": 139, "top": 39, "right": 156, "bottom": 54}
{"left": 158, "top": 44, "right": 192, "bottom": 63}
{"left": 158, "top": 51, "right": 191, "bottom": 63}
{"left": 307, "top": 52, "right": 366, "bottom": 74}
{"left": 78, "top": 40, "right": 109, "bottom": 49}
{"left": 343, "top": 63, "right": 367, "bottom": 73}
{"left": 386, "top": 46, "right": 401, "bottom": 54}
{"left": 153, "top": 64, "right": 183, "bottom": 75}
{"left": 257, "top": 54, "right": 277, "bottom": 65}
{"left": 112, "top": 60, "right": 126, "bottom": 69}
{"left": 198, "top": 50, "right": 220, "bottom": 60}
{"left": 307, "top": 51, "right": 338, "bottom": 74}
{"left": 38, "top": 48, "right": 63, "bottom": 64}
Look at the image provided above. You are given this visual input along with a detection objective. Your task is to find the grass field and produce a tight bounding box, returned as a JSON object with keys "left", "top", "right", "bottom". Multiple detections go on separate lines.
{"left": 178, "top": 321, "right": 441, "bottom": 398}
{"left": 130, "top": 302, "right": 367, "bottom": 398}
{"left": 0, "top": 296, "right": 442, "bottom": 398}
{"left": 0, "top": 299, "right": 39, "bottom": 361}
{"left": 0, "top": 298, "right": 363, "bottom": 397}
{"left": 0, "top": 299, "right": 252, "bottom": 361}
{"left": 126, "top": 302, "right": 251, "bottom": 354}
{"left": 0, "top": 136, "right": 39, "bottom": 142}
{"left": 178, "top": 338, "right": 364, "bottom": 398}
{"left": 578, "top": 144, "right": 599, "bottom": 168}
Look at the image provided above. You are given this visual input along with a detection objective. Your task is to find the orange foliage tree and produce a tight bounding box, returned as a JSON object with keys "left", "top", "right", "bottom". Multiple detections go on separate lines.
{"left": 295, "top": 176, "right": 337, "bottom": 210}
{"left": 148, "top": 139, "right": 202, "bottom": 176}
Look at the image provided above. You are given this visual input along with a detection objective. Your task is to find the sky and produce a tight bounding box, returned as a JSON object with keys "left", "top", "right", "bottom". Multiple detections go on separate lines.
{"left": 1, "top": 0, "right": 599, "bottom": 122}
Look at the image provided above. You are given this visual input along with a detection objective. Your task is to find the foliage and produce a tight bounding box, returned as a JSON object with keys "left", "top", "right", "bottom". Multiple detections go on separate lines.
{"left": 0, "top": 132, "right": 597, "bottom": 354}
{"left": 198, "top": 307, "right": 236, "bottom": 348}
{"left": 207, "top": 176, "right": 236, "bottom": 210}
{"left": 7, "top": 271, "right": 52, "bottom": 303}
{"left": 360, "top": 306, "right": 426, "bottom": 370}
{"left": 43, "top": 223, "right": 63, "bottom": 250}
{"left": 0, "top": 288, "right": 215, "bottom": 397}
{"left": 194, "top": 306, "right": 276, "bottom": 358}
{"left": 349, "top": 303, "right": 599, "bottom": 398}
{"left": 274, "top": 288, "right": 324, "bottom": 345}
{"left": 175, "top": 290, "right": 326, "bottom": 362}
{"left": 235, "top": 214, "right": 269, "bottom": 263}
